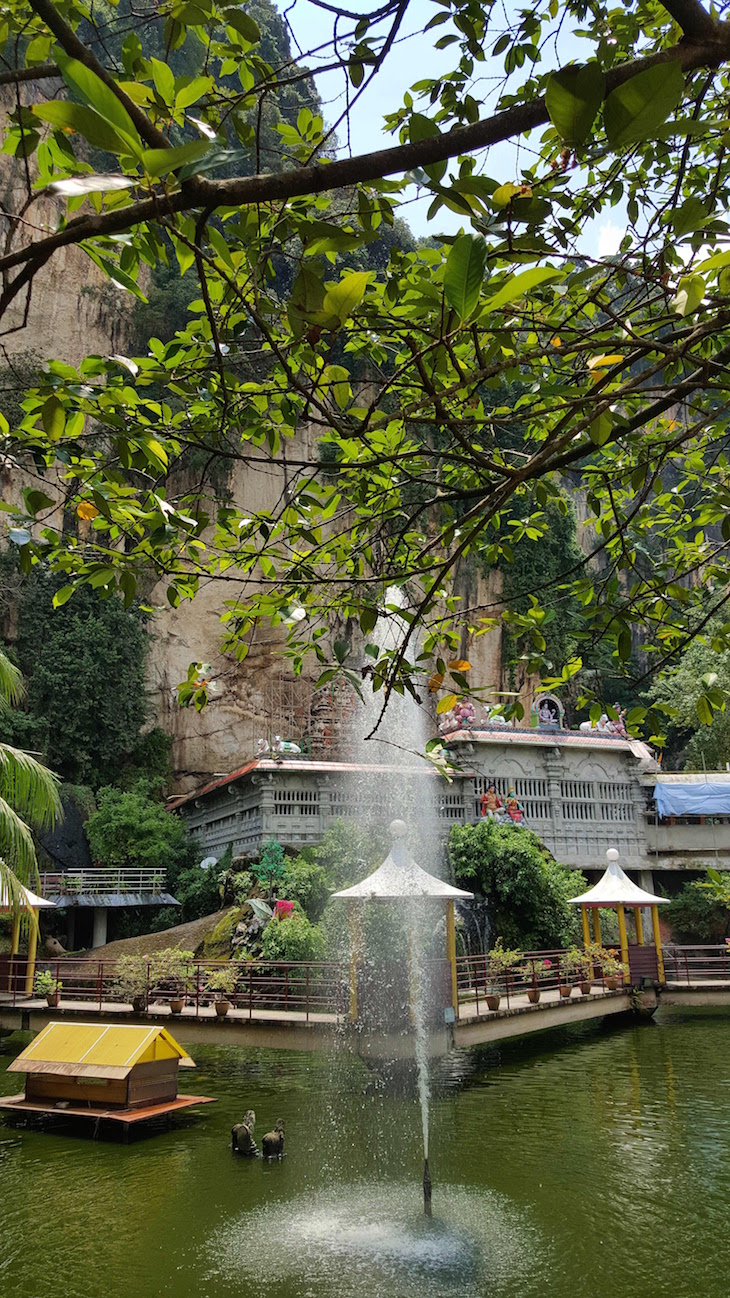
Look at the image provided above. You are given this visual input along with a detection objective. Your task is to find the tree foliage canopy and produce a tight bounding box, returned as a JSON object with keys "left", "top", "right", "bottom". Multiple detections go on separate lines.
{"left": 5, "top": 0, "right": 730, "bottom": 734}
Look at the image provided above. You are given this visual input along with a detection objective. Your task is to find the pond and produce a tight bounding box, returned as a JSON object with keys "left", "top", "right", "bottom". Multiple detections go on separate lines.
{"left": 1, "top": 1007, "right": 728, "bottom": 1298}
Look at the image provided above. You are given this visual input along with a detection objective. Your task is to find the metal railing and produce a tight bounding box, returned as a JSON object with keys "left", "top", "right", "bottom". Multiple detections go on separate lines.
{"left": 39, "top": 869, "right": 169, "bottom": 896}
{"left": 0, "top": 956, "right": 347, "bottom": 1022}
{"left": 455, "top": 948, "right": 618, "bottom": 1016}
{"left": 661, "top": 944, "right": 730, "bottom": 984}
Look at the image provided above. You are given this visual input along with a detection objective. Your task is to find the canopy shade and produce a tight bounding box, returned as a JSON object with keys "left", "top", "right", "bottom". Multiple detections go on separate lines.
{"left": 569, "top": 850, "right": 669, "bottom": 909}
{"left": 0, "top": 883, "right": 56, "bottom": 911}
{"left": 332, "top": 820, "right": 473, "bottom": 902}
{"left": 654, "top": 781, "right": 730, "bottom": 818}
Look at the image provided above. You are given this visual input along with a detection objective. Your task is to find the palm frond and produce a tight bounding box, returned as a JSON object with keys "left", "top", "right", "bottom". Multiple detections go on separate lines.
{"left": 0, "top": 857, "right": 40, "bottom": 935}
{"left": 0, "top": 795, "right": 40, "bottom": 881}
{"left": 0, "top": 744, "right": 62, "bottom": 832}
{"left": 0, "top": 649, "right": 25, "bottom": 708}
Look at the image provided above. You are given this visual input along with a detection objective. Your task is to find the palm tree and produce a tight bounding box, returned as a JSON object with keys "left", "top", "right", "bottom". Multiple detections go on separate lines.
{"left": 0, "top": 649, "right": 61, "bottom": 922}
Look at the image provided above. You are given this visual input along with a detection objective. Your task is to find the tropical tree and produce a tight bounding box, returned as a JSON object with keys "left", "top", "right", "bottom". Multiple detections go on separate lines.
{"left": 0, "top": 649, "right": 61, "bottom": 920}
{"left": 6, "top": 0, "right": 730, "bottom": 738}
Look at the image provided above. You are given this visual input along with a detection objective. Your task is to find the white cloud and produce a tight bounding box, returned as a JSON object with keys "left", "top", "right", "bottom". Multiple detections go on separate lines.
{"left": 596, "top": 221, "right": 624, "bottom": 258}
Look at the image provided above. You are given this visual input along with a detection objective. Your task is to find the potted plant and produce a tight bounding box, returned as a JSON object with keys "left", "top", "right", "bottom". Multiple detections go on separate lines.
{"left": 601, "top": 950, "right": 626, "bottom": 991}
{"left": 34, "top": 969, "right": 62, "bottom": 1007}
{"left": 563, "top": 947, "right": 591, "bottom": 996}
{"left": 205, "top": 965, "right": 238, "bottom": 1017}
{"left": 154, "top": 948, "right": 195, "bottom": 1014}
{"left": 520, "top": 959, "right": 552, "bottom": 1004}
{"left": 485, "top": 938, "right": 520, "bottom": 1011}
{"left": 115, "top": 954, "right": 151, "bottom": 1012}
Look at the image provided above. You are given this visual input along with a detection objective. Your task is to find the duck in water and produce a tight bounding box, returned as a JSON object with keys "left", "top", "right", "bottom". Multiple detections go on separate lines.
{"left": 231, "top": 1109, "right": 258, "bottom": 1156}
{"left": 261, "top": 1118, "right": 285, "bottom": 1159}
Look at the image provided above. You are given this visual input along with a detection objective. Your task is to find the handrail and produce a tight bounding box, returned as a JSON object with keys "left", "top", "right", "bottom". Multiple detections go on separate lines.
{"left": 39, "top": 868, "right": 169, "bottom": 896}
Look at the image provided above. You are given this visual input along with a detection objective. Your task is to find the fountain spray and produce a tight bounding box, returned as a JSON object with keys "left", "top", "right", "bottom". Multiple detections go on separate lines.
{"left": 423, "top": 1157, "right": 432, "bottom": 1217}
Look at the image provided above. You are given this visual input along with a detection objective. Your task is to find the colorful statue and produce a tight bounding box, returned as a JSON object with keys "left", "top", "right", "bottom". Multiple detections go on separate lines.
{"left": 503, "top": 789, "right": 526, "bottom": 825}
{"left": 480, "top": 785, "right": 502, "bottom": 818}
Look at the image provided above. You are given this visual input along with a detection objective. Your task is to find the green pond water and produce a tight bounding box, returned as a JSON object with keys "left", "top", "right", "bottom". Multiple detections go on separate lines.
{"left": 1, "top": 1007, "right": 729, "bottom": 1298}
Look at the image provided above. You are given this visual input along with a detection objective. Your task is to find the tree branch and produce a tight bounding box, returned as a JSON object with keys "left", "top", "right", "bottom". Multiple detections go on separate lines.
{"left": 660, "top": 0, "right": 720, "bottom": 42}
{"left": 1, "top": 26, "right": 729, "bottom": 283}
{"left": 0, "top": 63, "right": 57, "bottom": 87}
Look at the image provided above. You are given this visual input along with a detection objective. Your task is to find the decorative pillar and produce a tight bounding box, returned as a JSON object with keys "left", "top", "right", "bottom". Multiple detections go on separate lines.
{"left": 651, "top": 905, "right": 665, "bottom": 983}
{"left": 24, "top": 910, "right": 38, "bottom": 995}
{"left": 347, "top": 902, "right": 364, "bottom": 1023}
{"left": 446, "top": 899, "right": 458, "bottom": 1018}
{"left": 92, "top": 906, "right": 108, "bottom": 949}
{"left": 581, "top": 906, "right": 590, "bottom": 948}
{"left": 633, "top": 907, "right": 644, "bottom": 946}
{"left": 544, "top": 747, "right": 565, "bottom": 861}
{"left": 617, "top": 904, "right": 629, "bottom": 985}
{"left": 592, "top": 909, "right": 602, "bottom": 944}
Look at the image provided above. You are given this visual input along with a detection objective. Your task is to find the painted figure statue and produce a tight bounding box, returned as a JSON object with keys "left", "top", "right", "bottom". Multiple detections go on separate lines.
{"left": 480, "top": 785, "right": 502, "bottom": 818}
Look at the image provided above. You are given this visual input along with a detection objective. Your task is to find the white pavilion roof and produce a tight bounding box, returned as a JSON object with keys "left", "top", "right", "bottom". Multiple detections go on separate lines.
{"left": 332, "top": 821, "right": 473, "bottom": 902}
{"left": 569, "top": 850, "right": 668, "bottom": 908}
{"left": 0, "top": 882, "right": 56, "bottom": 911}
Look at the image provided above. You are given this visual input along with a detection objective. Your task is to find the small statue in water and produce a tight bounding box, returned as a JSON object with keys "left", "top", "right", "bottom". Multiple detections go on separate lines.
{"left": 261, "top": 1118, "right": 285, "bottom": 1158}
{"left": 231, "top": 1109, "right": 258, "bottom": 1156}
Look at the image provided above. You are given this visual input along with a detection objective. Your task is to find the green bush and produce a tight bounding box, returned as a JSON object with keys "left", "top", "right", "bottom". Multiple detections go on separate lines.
{"left": 281, "top": 855, "right": 330, "bottom": 920}
{"left": 666, "top": 882, "right": 728, "bottom": 942}
{"left": 86, "top": 781, "right": 193, "bottom": 881}
{"left": 261, "top": 913, "right": 326, "bottom": 963}
{"left": 312, "top": 818, "right": 389, "bottom": 891}
{"left": 448, "top": 820, "right": 581, "bottom": 950}
{"left": 253, "top": 838, "right": 287, "bottom": 897}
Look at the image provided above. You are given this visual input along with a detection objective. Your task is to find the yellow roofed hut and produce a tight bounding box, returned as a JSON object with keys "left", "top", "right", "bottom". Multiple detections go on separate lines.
{"left": 0, "top": 1022, "right": 215, "bottom": 1132}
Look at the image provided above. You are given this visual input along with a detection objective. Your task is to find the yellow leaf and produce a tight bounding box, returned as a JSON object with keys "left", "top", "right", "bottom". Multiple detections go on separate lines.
{"left": 76, "top": 502, "right": 99, "bottom": 520}
{"left": 448, "top": 660, "right": 472, "bottom": 671}
{"left": 550, "top": 335, "right": 562, "bottom": 347}
{"left": 588, "top": 353, "right": 625, "bottom": 369}
{"left": 436, "top": 693, "right": 458, "bottom": 714}
{"left": 428, "top": 671, "right": 444, "bottom": 693}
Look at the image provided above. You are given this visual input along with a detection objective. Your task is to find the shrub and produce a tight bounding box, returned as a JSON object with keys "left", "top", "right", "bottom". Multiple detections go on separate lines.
{"left": 253, "top": 838, "right": 287, "bottom": 897}
{"left": 666, "top": 881, "right": 728, "bottom": 942}
{"left": 312, "top": 818, "right": 389, "bottom": 891}
{"left": 261, "top": 913, "right": 326, "bottom": 963}
{"left": 281, "top": 855, "right": 329, "bottom": 920}
{"left": 86, "top": 781, "right": 192, "bottom": 880}
{"left": 448, "top": 819, "right": 581, "bottom": 950}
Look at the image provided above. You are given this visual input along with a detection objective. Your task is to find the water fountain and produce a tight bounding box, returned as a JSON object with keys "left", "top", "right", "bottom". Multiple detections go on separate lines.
{"left": 333, "top": 819, "right": 473, "bottom": 1215}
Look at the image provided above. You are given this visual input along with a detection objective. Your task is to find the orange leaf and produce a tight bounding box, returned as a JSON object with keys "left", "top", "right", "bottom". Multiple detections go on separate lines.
{"left": 428, "top": 671, "right": 444, "bottom": 693}
{"left": 448, "top": 659, "right": 471, "bottom": 672}
{"left": 550, "top": 335, "right": 562, "bottom": 348}
{"left": 76, "top": 502, "right": 99, "bottom": 520}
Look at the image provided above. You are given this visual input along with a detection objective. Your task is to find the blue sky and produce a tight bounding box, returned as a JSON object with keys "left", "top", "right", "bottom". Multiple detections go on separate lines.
{"left": 277, "top": 0, "right": 624, "bottom": 254}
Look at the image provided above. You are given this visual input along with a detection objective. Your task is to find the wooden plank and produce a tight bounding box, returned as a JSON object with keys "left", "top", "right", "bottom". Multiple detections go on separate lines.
{"left": 0, "top": 1093, "right": 216, "bottom": 1122}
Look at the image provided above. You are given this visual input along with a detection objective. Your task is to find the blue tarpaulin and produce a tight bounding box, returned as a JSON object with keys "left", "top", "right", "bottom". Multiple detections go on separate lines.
{"left": 654, "top": 783, "right": 730, "bottom": 818}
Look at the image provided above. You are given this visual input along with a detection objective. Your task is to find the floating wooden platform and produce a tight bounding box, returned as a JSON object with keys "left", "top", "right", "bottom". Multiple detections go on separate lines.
{"left": 0, "top": 1092, "right": 216, "bottom": 1125}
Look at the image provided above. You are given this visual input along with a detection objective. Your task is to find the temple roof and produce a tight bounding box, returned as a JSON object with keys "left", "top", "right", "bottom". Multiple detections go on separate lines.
{"left": 569, "top": 850, "right": 669, "bottom": 908}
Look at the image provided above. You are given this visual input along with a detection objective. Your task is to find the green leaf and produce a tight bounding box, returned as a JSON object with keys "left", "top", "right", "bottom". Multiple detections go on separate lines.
{"left": 672, "top": 273, "right": 705, "bottom": 316}
{"left": 141, "top": 140, "right": 212, "bottom": 177}
{"left": 226, "top": 9, "right": 261, "bottom": 42}
{"left": 670, "top": 197, "right": 709, "bottom": 238}
{"left": 41, "top": 395, "right": 65, "bottom": 440}
{"left": 545, "top": 63, "right": 605, "bottom": 146}
{"left": 349, "top": 59, "right": 364, "bottom": 88}
{"left": 408, "top": 113, "right": 441, "bottom": 143}
{"left": 321, "top": 272, "right": 370, "bottom": 327}
{"left": 33, "top": 101, "right": 132, "bottom": 156}
{"left": 360, "top": 607, "right": 378, "bottom": 635}
{"left": 52, "top": 585, "right": 75, "bottom": 608}
{"left": 697, "top": 693, "right": 713, "bottom": 725}
{"left": 151, "top": 57, "right": 175, "bottom": 104}
{"left": 333, "top": 639, "right": 350, "bottom": 663}
{"left": 589, "top": 411, "right": 613, "bottom": 446}
{"left": 287, "top": 263, "right": 326, "bottom": 337}
{"left": 443, "top": 233, "right": 487, "bottom": 320}
{"left": 56, "top": 53, "right": 143, "bottom": 155}
{"left": 604, "top": 61, "right": 685, "bottom": 149}
{"left": 481, "top": 266, "right": 562, "bottom": 314}
{"left": 175, "top": 76, "right": 214, "bottom": 109}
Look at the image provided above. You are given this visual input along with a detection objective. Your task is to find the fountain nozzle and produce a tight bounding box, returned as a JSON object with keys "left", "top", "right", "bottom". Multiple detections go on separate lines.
{"left": 423, "top": 1157, "right": 432, "bottom": 1217}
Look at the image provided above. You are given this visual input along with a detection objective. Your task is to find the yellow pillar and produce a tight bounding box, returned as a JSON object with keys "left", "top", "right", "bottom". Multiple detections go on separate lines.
{"left": 651, "top": 904, "right": 665, "bottom": 984}
{"left": 7, "top": 914, "right": 20, "bottom": 994}
{"left": 446, "top": 899, "right": 458, "bottom": 1018}
{"left": 347, "top": 902, "right": 364, "bottom": 1023}
{"left": 592, "top": 908, "right": 602, "bottom": 945}
{"left": 633, "top": 907, "right": 644, "bottom": 946}
{"left": 24, "top": 909, "right": 38, "bottom": 995}
{"left": 581, "top": 906, "right": 590, "bottom": 948}
{"left": 617, "top": 904, "right": 629, "bottom": 985}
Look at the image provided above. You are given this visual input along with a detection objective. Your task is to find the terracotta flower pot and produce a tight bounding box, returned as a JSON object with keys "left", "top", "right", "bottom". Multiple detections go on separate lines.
{"left": 558, "top": 985, "right": 572, "bottom": 998}
{"left": 605, "top": 977, "right": 619, "bottom": 991}
{"left": 215, "top": 998, "right": 231, "bottom": 1018}
{"left": 46, "top": 992, "right": 60, "bottom": 1008}
{"left": 580, "top": 981, "right": 592, "bottom": 996}
{"left": 486, "top": 993, "right": 501, "bottom": 1011}
{"left": 132, "top": 995, "right": 147, "bottom": 1013}
{"left": 169, "top": 997, "right": 185, "bottom": 1015}
{"left": 527, "top": 988, "right": 541, "bottom": 1004}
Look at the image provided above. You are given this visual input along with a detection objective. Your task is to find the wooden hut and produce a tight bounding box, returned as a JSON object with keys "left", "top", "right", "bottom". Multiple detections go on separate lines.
{"left": 0, "top": 1023, "right": 215, "bottom": 1131}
